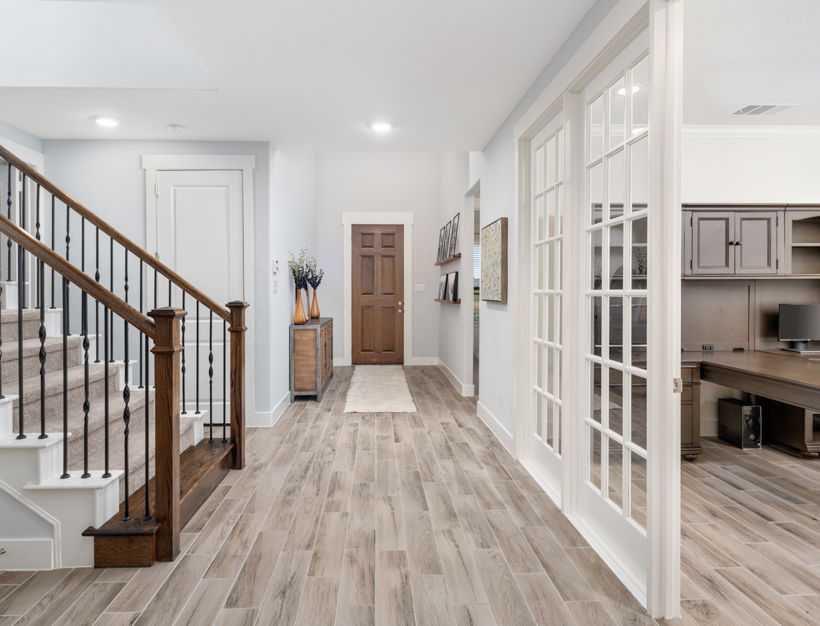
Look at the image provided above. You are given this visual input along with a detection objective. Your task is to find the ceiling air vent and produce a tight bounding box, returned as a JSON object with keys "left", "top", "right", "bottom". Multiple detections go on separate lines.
{"left": 730, "top": 103, "right": 794, "bottom": 116}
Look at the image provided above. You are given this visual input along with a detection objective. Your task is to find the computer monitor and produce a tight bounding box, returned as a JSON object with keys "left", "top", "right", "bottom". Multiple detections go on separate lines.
{"left": 779, "top": 304, "right": 820, "bottom": 353}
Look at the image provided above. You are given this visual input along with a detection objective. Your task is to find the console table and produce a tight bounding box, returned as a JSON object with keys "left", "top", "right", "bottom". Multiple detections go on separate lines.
{"left": 290, "top": 318, "right": 333, "bottom": 401}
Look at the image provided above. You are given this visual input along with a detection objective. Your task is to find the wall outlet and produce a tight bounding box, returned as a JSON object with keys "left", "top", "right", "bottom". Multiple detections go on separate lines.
{"left": 702, "top": 344, "right": 714, "bottom": 351}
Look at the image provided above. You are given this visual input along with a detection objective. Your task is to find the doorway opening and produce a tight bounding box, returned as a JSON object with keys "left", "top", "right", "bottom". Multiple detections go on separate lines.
{"left": 471, "top": 190, "right": 481, "bottom": 396}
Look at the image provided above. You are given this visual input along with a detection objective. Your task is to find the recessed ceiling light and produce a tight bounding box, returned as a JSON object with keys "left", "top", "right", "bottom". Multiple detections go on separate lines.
{"left": 94, "top": 116, "right": 119, "bottom": 128}
{"left": 616, "top": 85, "right": 641, "bottom": 97}
{"left": 370, "top": 121, "right": 392, "bottom": 133}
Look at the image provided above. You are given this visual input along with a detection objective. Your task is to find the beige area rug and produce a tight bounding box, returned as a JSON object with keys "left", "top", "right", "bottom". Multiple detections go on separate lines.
{"left": 344, "top": 365, "right": 418, "bottom": 413}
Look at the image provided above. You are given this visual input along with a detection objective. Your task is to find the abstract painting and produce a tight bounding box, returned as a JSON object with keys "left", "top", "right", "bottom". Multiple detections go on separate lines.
{"left": 480, "top": 217, "right": 508, "bottom": 303}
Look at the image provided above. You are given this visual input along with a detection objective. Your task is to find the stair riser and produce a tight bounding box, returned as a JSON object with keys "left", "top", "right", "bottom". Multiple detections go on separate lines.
{"left": 0, "top": 341, "right": 83, "bottom": 385}
{"left": 1, "top": 319, "right": 41, "bottom": 342}
{"left": 13, "top": 373, "right": 117, "bottom": 427}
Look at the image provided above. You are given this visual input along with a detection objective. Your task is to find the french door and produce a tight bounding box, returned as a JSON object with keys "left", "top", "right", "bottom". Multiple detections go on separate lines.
{"left": 527, "top": 116, "right": 565, "bottom": 500}
{"left": 521, "top": 13, "right": 682, "bottom": 614}
{"left": 576, "top": 35, "right": 653, "bottom": 598}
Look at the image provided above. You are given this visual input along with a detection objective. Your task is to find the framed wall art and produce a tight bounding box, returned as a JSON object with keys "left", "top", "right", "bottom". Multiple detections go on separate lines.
{"left": 480, "top": 217, "right": 508, "bottom": 303}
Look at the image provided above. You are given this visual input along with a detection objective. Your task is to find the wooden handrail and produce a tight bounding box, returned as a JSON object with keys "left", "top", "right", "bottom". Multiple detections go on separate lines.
{"left": 0, "top": 145, "right": 230, "bottom": 323}
{"left": 0, "top": 214, "right": 156, "bottom": 338}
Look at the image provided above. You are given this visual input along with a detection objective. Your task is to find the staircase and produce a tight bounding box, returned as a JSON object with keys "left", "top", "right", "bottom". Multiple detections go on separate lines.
{"left": 0, "top": 146, "right": 248, "bottom": 570}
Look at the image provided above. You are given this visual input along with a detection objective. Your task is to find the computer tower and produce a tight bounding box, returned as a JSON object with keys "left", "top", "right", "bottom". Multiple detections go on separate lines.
{"left": 718, "top": 398, "right": 761, "bottom": 449}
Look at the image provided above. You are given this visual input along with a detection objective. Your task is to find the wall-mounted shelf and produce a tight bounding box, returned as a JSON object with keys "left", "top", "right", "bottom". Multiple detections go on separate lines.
{"left": 435, "top": 253, "right": 461, "bottom": 267}
{"left": 435, "top": 299, "right": 461, "bottom": 304}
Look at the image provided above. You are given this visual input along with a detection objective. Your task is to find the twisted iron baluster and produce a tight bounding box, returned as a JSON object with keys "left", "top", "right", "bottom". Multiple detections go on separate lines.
{"left": 143, "top": 331, "right": 150, "bottom": 520}
{"left": 81, "top": 285, "right": 90, "bottom": 478}
{"left": 181, "top": 291, "right": 186, "bottom": 414}
{"left": 102, "top": 304, "right": 110, "bottom": 479}
{"left": 38, "top": 260, "right": 46, "bottom": 439}
{"left": 60, "top": 279, "right": 69, "bottom": 478}
{"left": 5, "top": 164, "right": 11, "bottom": 280}
{"left": 94, "top": 227, "right": 100, "bottom": 362}
{"left": 122, "top": 249, "right": 131, "bottom": 520}
{"left": 50, "top": 196, "right": 55, "bottom": 308}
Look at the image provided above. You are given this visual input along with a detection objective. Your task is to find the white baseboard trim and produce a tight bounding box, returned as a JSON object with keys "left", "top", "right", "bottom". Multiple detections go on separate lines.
{"left": 405, "top": 356, "right": 439, "bottom": 366}
{"left": 437, "top": 360, "right": 475, "bottom": 397}
{"left": 249, "top": 391, "right": 291, "bottom": 428}
{"left": 520, "top": 459, "right": 562, "bottom": 508}
{"left": 476, "top": 401, "right": 514, "bottom": 454}
{"left": 334, "top": 357, "right": 349, "bottom": 367}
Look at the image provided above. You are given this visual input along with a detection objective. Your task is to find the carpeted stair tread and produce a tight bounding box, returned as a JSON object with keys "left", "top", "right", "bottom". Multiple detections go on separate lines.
{"left": 11, "top": 362, "right": 115, "bottom": 407}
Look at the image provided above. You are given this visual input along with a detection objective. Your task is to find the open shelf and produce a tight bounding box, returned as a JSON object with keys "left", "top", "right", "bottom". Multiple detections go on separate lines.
{"left": 435, "top": 299, "right": 461, "bottom": 304}
{"left": 435, "top": 253, "right": 462, "bottom": 266}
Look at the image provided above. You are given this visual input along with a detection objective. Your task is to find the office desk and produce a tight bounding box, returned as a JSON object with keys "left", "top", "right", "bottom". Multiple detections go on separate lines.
{"left": 682, "top": 350, "right": 820, "bottom": 456}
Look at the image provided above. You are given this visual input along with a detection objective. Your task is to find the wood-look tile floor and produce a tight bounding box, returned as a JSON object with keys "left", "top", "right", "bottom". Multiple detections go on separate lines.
{"left": 0, "top": 365, "right": 817, "bottom": 625}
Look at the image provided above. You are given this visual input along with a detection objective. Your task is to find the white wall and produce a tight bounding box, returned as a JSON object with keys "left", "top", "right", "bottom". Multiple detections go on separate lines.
{"left": 682, "top": 131, "right": 820, "bottom": 203}
{"left": 316, "top": 151, "right": 447, "bottom": 363}
{"left": 467, "top": 0, "right": 619, "bottom": 440}
{"left": 436, "top": 152, "right": 471, "bottom": 391}
{"left": 267, "top": 149, "right": 318, "bottom": 420}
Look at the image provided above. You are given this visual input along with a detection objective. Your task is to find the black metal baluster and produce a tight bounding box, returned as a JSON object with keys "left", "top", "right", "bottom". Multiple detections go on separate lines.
{"left": 16, "top": 182, "right": 25, "bottom": 440}
{"left": 195, "top": 301, "right": 200, "bottom": 415}
{"left": 81, "top": 282, "right": 90, "bottom": 478}
{"left": 122, "top": 248, "right": 131, "bottom": 520}
{"left": 222, "top": 320, "right": 227, "bottom": 443}
{"left": 64, "top": 203, "right": 69, "bottom": 332}
{"left": 168, "top": 277, "right": 171, "bottom": 307}
{"left": 102, "top": 304, "right": 110, "bottom": 479}
{"left": 138, "top": 260, "right": 143, "bottom": 389}
{"left": 50, "top": 196, "right": 55, "bottom": 308}
{"left": 34, "top": 184, "right": 40, "bottom": 309}
{"left": 94, "top": 228, "right": 100, "bottom": 362}
{"left": 109, "top": 238, "right": 114, "bottom": 361}
{"left": 181, "top": 291, "right": 186, "bottom": 414}
{"left": 6, "top": 164, "right": 11, "bottom": 280}
{"left": 61, "top": 278, "right": 69, "bottom": 478}
{"left": 38, "top": 260, "right": 46, "bottom": 439}
{"left": 208, "top": 310, "right": 213, "bottom": 443}
{"left": 143, "top": 331, "right": 150, "bottom": 520}
{"left": 20, "top": 174, "right": 26, "bottom": 309}
{"left": 153, "top": 268, "right": 157, "bottom": 310}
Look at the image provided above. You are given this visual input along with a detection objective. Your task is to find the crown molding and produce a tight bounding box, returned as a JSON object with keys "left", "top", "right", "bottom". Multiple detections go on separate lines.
{"left": 683, "top": 124, "right": 820, "bottom": 139}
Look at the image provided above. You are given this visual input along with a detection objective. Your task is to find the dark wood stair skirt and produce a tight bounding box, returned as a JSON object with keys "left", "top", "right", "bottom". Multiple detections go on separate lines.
{"left": 83, "top": 439, "right": 234, "bottom": 567}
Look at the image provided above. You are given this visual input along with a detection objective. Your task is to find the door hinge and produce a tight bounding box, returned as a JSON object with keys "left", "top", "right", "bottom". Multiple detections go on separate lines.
{"left": 154, "top": 182, "right": 160, "bottom": 197}
{"left": 673, "top": 377, "right": 683, "bottom": 394}
{"left": 776, "top": 258, "right": 779, "bottom": 270}
{"left": 689, "top": 259, "right": 693, "bottom": 271}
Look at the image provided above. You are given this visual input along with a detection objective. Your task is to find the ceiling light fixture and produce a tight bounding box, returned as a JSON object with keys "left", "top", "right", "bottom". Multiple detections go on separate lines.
{"left": 370, "top": 121, "right": 392, "bottom": 133}
{"left": 94, "top": 116, "right": 120, "bottom": 128}
{"left": 616, "top": 85, "right": 641, "bottom": 97}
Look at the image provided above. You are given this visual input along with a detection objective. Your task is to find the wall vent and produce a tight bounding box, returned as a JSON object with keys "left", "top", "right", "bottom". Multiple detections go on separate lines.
{"left": 730, "top": 103, "right": 794, "bottom": 116}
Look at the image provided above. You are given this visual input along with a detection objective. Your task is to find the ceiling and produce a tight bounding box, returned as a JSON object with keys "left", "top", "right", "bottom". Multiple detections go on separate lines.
{"left": 684, "top": 0, "right": 820, "bottom": 126}
{"left": 0, "top": 0, "right": 596, "bottom": 149}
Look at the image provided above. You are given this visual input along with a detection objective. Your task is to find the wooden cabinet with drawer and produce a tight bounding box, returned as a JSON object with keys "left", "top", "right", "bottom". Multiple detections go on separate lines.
{"left": 681, "top": 362, "right": 702, "bottom": 460}
{"left": 290, "top": 318, "right": 334, "bottom": 401}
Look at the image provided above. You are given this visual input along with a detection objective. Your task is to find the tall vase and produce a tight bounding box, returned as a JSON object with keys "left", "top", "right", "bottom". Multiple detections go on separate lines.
{"left": 310, "top": 287, "right": 320, "bottom": 319}
{"left": 293, "top": 288, "right": 308, "bottom": 325}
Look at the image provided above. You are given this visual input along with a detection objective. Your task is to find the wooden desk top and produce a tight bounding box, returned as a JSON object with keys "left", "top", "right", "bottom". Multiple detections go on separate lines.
{"left": 682, "top": 350, "right": 820, "bottom": 409}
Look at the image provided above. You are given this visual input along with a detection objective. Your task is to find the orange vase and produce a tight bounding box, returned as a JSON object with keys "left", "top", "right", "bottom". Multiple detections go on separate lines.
{"left": 310, "top": 288, "right": 320, "bottom": 319}
{"left": 293, "top": 288, "right": 308, "bottom": 325}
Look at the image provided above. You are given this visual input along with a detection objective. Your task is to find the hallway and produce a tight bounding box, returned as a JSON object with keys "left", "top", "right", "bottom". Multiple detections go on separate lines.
{"left": 0, "top": 366, "right": 652, "bottom": 625}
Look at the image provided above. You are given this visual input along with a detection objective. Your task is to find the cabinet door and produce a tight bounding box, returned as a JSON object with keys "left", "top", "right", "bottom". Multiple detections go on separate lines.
{"left": 735, "top": 212, "right": 778, "bottom": 274}
{"left": 692, "top": 212, "right": 734, "bottom": 275}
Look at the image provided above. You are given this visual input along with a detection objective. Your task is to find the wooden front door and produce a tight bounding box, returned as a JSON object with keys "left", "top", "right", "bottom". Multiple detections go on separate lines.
{"left": 352, "top": 224, "right": 404, "bottom": 364}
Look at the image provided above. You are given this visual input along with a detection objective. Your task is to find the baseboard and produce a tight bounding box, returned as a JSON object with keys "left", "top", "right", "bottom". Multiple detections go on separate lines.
{"left": 476, "top": 401, "right": 514, "bottom": 454}
{"left": 405, "top": 356, "right": 439, "bottom": 366}
{"left": 248, "top": 391, "right": 291, "bottom": 428}
{"left": 0, "top": 538, "right": 56, "bottom": 570}
{"left": 334, "top": 357, "right": 350, "bottom": 367}
{"left": 437, "top": 360, "right": 475, "bottom": 397}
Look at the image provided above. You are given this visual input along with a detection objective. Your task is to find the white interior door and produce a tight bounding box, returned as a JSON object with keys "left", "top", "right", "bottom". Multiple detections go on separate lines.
{"left": 153, "top": 169, "right": 244, "bottom": 413}
{"left": 526, "top": 115, "right": 565, "bottom": 500}
{"left": 575, "top": 32, "right": 657, "bottom": 601}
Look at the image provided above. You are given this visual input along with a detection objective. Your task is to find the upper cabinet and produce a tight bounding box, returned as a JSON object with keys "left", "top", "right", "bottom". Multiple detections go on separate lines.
{"left": 683, "top": 205, "right": 794, "bottom": 278}
{"left": 784, "top": 210, "right": 820, "bottom": 275}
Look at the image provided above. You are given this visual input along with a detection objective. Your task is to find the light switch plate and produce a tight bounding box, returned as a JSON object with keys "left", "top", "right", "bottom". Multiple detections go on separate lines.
{"left": 414, "top": 283, "right": 425, "bottom": 292}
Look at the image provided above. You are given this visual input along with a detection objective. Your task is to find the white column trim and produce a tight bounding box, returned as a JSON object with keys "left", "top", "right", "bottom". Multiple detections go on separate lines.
{"left": 341, "top": 212, "right": 415, "bottom": 366}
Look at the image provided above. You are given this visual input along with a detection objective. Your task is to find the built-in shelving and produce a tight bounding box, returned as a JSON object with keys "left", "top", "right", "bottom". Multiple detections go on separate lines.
{"left": 787, "top": 212, "right": 820, "bottom": 275}
{"left": 434, "top": 253, "right": 461, "bottom": 267}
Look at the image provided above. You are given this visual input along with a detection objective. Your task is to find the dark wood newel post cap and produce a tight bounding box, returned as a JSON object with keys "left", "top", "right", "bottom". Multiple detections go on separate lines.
{"left": 148, "top": 307, "right": 188, "bottom": 320}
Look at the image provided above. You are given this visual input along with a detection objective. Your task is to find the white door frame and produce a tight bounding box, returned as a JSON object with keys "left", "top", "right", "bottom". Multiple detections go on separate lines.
{"left": 511, "top": 0, "right": 682, "bottom": 618}
{"left": 141, "top": 154, "right": 256, "bottom": 422}
{"left": 341, "top": 211, "right": 416, "bottom": 366}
